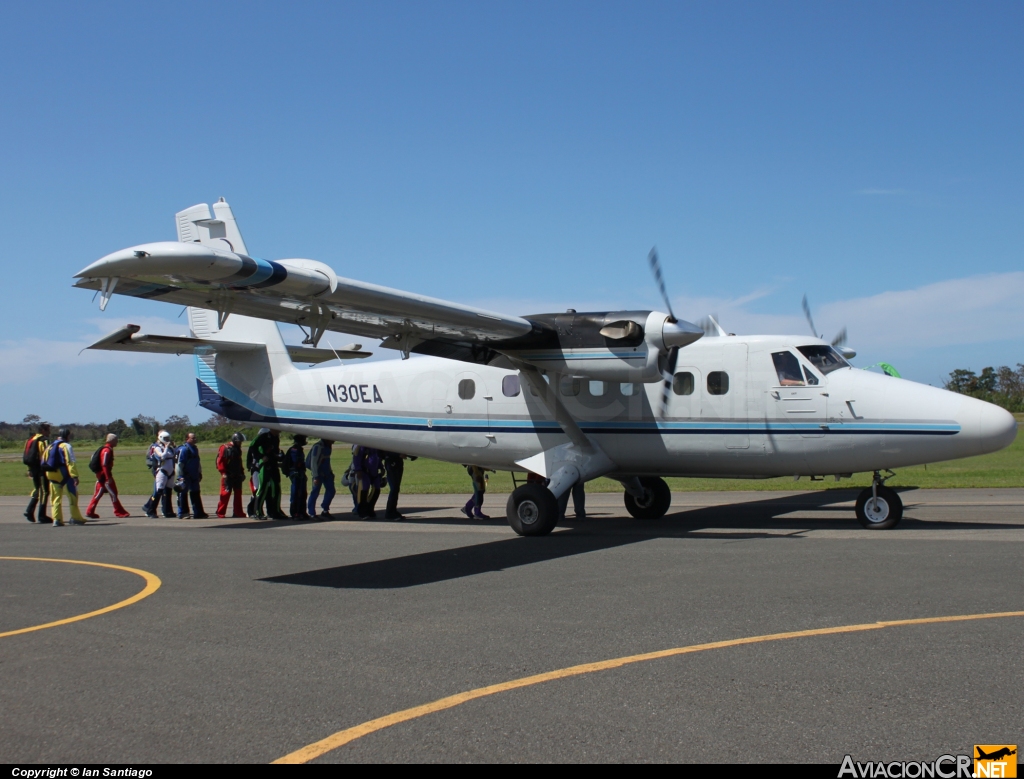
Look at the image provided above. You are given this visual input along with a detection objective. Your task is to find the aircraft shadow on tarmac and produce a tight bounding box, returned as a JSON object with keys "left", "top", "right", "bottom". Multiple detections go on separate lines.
{"left": 258, "top": 488, "right": 1024, "bottom": 590}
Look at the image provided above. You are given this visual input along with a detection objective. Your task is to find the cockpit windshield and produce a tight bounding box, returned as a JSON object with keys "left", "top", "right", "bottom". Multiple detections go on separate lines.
{"left": 797, "top": 345, "right": 850, "bottom": 375}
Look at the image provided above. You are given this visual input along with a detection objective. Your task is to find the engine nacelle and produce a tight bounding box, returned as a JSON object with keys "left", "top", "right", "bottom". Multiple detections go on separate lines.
{"left": 508, "top": 310, "right": 702, "bottom": 383}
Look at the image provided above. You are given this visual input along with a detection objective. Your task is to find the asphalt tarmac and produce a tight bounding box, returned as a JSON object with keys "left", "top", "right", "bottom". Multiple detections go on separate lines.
{"left": 2, "top": 488, "right": 1022, "bottom": 764}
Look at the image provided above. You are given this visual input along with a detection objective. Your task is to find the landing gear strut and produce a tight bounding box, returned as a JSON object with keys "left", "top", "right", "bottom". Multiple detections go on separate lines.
{"left": 855, "top": 471, "right": 902, "bottom": 530}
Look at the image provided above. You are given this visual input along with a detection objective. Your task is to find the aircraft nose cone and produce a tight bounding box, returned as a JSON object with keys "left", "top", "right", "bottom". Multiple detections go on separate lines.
{"left": 973, "top": 401, "right": 1017, "bottom": 455}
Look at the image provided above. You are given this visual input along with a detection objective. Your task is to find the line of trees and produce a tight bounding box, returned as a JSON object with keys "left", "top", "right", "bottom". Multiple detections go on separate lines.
{"left": 945, "top": 364, "right": 1024, "bottom": 412}
{"left": 1, "top": 414, "right": 260, "bottom": 446}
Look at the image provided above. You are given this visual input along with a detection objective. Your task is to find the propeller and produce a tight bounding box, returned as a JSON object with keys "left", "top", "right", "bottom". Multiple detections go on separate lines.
{"left": 802, "top": 294, "right": 856, "bottom": 359}
{"left": 649, "top": 247, "right": 681, "bottom": 417}
{"left": 648, "top": 247, "right": 676, "bottom": 324}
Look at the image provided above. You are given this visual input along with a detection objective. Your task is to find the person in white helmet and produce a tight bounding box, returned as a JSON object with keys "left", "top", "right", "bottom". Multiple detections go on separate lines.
{"left": 142, "top": 430, "right": 176, "bottom": 518}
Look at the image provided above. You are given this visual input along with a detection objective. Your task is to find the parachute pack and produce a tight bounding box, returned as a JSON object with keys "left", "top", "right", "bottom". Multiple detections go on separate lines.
{"left": 22, "top": 435, "right": 41, "bottom": 468}
{"left": 88, "top": 446, "right": 104, "bottom": 474}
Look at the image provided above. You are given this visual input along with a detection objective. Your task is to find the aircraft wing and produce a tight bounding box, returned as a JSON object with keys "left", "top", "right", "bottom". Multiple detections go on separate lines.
{"left": 74, "top": 241, "right": 535, "bottom": 353}
{"left": 86, "top": 324, "right": 368, "bottom": 364}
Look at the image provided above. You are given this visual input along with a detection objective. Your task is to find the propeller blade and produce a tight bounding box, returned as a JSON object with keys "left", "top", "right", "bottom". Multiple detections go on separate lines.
{"left": 801, "top": 294, "right": 818, "bottom": 338}
{"left": 659, "top": 345, "right": 680, "bottom": 418}
{"left": 648, "top": 247, "right": 676, "bottom": 323}
{"left": 831, "top": 327, "right": 847, "bottom": 348}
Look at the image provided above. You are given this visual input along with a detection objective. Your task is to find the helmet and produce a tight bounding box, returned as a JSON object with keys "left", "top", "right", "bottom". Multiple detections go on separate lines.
{"left": 293, "top": 434, "right": 307, "bottom": 445}
{"left": 58, "top": 427, "right": 71, "bottom": 440}
{"left": 231, "top": 432, "right": 245, "bottom": 444}
{"left": 158, "top": 430, "right": 171, "bottom": 443}
{"left": 258, "top": 428, "right": 270, "bottom": 435}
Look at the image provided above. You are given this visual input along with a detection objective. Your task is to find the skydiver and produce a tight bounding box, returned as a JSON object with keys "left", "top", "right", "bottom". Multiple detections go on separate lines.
{"left": 175, "top": 432, "right": 208, "bottom": 519}
{"left": 23, "top": 422, "right": 51, "bottom": 523}
{"left": 557, "top": 480, "right": 587, "bottom": 521}
{"left": 215, "top": 432, "right": 246, "bottom": 518}
{"left": 284, "top": 434, "right": 310, "bottom": 519}
{"left": 252, "top": 429, "right": 286, "bottom": 519}
{"left": 352, "top": 445, "right": 384, "bottom": 519}
{"left": 143, "top": 431, "right": 176, "bottom": 518}
{"left": 43, "top": 428, "right": 87, "bottom": 526}
{"left": 462, "top": 465, "right": 491, "bottom": 520}
{"left": 85, "top": 433, "right": 130, "bottom": 519}
{"left": 306, "top": 438, "right": 335, "bottom": 519}
{"left": 246, "top": 428, "right": 271, "bottom": 517}
{"left": 380, "top": 450, "right": 413, "bottom": 521}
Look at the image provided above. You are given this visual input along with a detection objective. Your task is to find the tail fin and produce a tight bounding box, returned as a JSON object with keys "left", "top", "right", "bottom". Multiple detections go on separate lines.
{"left": 175, "top": 198, "right": 249, "bottom": 255}
{"left": 188, "top": 307, "right": 294, "bottom": 421}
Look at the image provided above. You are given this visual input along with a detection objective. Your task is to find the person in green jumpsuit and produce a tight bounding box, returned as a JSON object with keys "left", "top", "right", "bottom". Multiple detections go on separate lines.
{"left": 254, "top": 430, "right": 287, "bottom": 519}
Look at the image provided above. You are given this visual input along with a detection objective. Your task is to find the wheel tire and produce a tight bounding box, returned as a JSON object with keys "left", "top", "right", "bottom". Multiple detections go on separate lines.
{"left": 506, "top": 483, "right": 559, "bottom": 537}
{"left": 855, "top": 485, "right": 903, "bottom": 529}
{"left": 623, "top": 476, "right": 672, "bottom": 520}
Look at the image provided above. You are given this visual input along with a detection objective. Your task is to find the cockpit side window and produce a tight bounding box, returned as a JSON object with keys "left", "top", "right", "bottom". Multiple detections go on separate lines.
{"left": 802, "top": 365, "right": 819, "bottom": 386}
{"left": 771, "top": 351, "right": 805, "bottom": 386}
{"left": 797, "top": 345, "right": 850, "bottom": 375}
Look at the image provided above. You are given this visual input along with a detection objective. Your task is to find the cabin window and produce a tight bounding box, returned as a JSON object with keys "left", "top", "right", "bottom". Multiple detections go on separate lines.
{"left": 502, "top": 375, "right": 521, "bottom": 397}
{"left": 771, "top": 351, "right": 805, "bottom": 386}
{"left": 802, "top": 366, "right": 819, "bottom": 386}
{"left": 672, "top": 372, "right": 694, "bottom": 396}
{"left": 707, "top": 371, "right": 729, "bottom": 395}
{"left": 588, "top": 380, "right": 605, "bottom": 397}
{"left": 619, "top": 382, "right": 641, "bottom": 397}
{"left": 458, "top": 379, "right": 475, "bottom": 400}
{"left": 797, "top": 345, "right": 849, "bottom": 375}
{"left": 560, "top": 376, "right": 581, "bottom": 397}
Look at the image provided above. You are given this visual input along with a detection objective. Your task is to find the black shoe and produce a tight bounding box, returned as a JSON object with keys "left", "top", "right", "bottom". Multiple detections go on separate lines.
{"left": 193, "top": 513, "right": 210, "bottom": 519}
{"left": 25, "top": 512, "right": 36, "bottom": 523}
{"left": 384, "top": 512, "right": 404, "bottom": 521}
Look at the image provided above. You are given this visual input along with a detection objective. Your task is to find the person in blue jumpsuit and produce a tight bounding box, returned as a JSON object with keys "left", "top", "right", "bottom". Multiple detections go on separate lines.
{"left": 175, "top": 432, "right": 208, "bottom": 519}
{"left": 306, "top": 438, "right": 335, "bottom": 519}
{"left": 284, "top": 434, "right": 309, "bottom": 519}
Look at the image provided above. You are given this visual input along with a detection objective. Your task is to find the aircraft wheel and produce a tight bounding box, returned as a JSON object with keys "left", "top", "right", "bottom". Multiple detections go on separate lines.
{"left": 855, "top": 485, "right": 903, "bottom": 529}
{"left": 506, "top": 483, "right": 559, "bottom": 536}
{"left": 623, "top": 477, "right": 672, "bottom": 520}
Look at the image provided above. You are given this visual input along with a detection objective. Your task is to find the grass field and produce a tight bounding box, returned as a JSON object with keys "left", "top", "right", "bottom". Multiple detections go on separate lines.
{"left": 2, "top": 417, "right": 1020, "bottom": 497}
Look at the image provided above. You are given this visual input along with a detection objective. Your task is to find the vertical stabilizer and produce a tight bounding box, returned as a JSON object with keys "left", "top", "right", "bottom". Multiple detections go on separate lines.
{"left": 175, "top": 198, "right": 249, "bottom": 255}
{"left": 188, "top": 307, "right": 294, "bottom": 421}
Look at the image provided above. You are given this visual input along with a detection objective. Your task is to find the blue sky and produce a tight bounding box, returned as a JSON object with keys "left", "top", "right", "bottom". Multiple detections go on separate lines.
{"left": 1, "top": 1, "right": 1021, "bottom": 424}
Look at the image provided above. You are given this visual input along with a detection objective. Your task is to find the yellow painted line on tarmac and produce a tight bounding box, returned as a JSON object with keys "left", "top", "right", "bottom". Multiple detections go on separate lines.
{"left": 0, "top": 557, "right": 161, "bottom": 639}
{"left": 274, "top": 608, "right": 1024, "bottom": 764}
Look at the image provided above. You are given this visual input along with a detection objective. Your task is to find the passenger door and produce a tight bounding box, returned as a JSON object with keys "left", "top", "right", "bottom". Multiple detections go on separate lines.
{"left": 701, "top": 343, "right": 749, "bottom": 449}
{"left": 445, "top": 371, "right": 490, "bottom": 448}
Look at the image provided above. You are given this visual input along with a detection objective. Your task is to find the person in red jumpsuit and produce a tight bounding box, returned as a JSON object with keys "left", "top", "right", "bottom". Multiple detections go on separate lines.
{"left": 216, "top": 432, "right": 246, "bottom": 518}
{"left": 86, "top": 434, "right": 130, "bottom": 518}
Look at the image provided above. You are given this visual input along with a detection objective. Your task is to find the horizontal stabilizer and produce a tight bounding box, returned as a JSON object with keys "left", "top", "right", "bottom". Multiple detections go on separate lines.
{"left": 86, "top": 325, "right": 370, "bottom": 364}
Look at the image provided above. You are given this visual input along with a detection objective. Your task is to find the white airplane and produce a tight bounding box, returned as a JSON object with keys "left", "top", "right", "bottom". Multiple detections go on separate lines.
{"left": 75, "top": 199, "right": 1017, "bottom": 536}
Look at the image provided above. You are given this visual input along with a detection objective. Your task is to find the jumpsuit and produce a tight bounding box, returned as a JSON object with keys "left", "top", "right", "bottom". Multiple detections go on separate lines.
{"left": 175, "top": 442, "right": 207, "bottom": 518}
{"left": 306, "top": 442, "right": 335, "bottom": 516}
{"left": 86, "top": 443, "right": 130, "bottom": 518}
{"left": 45, "top": 439, "right": 86, "bottom": 525}
{"left": 24, "top": 433, "right": 50, "bottom": 523}
{"left": 285, "top": 444, "right": 308, "bottom": 518}
{"left": 216, "top": 443, "right": 245, "bottom": 518}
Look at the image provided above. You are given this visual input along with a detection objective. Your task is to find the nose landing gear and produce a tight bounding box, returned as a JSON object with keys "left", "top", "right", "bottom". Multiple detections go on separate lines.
{"left": 855, "top": 471, "right": 902, "bottom": 529}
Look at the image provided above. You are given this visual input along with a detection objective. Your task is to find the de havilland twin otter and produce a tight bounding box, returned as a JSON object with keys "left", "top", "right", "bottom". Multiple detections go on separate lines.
{"left": 75, "top": 199, "right": 1017, "bottom": 536}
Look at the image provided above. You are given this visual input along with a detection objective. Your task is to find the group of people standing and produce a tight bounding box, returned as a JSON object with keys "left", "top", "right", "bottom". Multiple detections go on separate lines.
{"left": 22, "top": 422, "right": 585, "bottom": 525}
{"left": 212, "top": 430, "right": 410, "bottom": 521}
{"left": 22, "top": 424, "right": 129, "bottom": 526}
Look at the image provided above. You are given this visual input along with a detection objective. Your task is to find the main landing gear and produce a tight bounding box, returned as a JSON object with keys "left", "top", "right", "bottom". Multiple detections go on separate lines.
{"left": 622, "top": 476, "right": 672, "bottom": 520}
{"left": 506, "top": 483, "right": 560, "bottom": 537}
{"left": 855, "top": 471, "right": 903, "bottom": 530}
